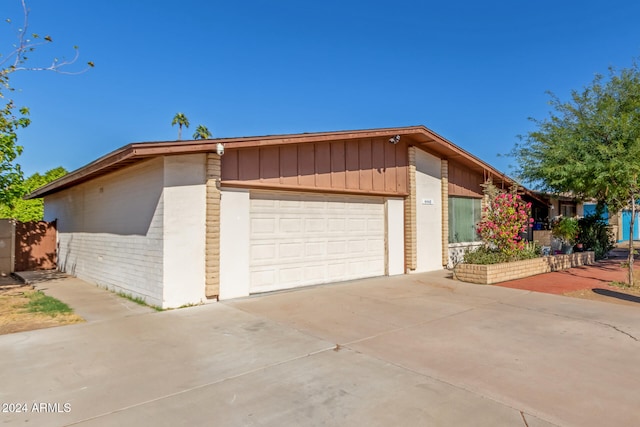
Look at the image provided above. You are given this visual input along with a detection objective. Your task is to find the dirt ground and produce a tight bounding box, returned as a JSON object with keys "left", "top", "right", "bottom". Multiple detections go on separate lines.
{"left": 0, "top": 281, "right": 84, "bottom": 335}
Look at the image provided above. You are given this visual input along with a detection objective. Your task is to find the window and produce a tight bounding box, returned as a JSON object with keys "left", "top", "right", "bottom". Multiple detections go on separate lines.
{"left": 560, "top": 203, "right": 576, "bottom": 218}
{"left": 448, "top": 197, "right": 482, "bottom": 243}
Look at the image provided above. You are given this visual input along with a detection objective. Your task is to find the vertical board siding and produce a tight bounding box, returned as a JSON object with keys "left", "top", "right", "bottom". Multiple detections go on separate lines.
{"left": 345, "top": 142, "right": 361, "bottom": 190}
{"left": 239, "top": 149, "right": 260, "bottom": 181}
{"left": 280, "top": 145, "right": 298, "bottom": 186}
{"left": 330, "top": 141, "right": 346, "bottom": 188}
{"left": 221, "top": 150, "right": 239, "bottom": 180}
{"left": 448, "top": 160, "right": 485, "bottom": 197}
{"left": 371, "top": 140, "right": 385, "bottom": 191}
{"left": 298, "top": 144, "right": 316, "bottom": 187}
{"left": 315, "top": 143, "right": 332, "bottom": 188}
{"left": 260, "top": 146, "right": 280, "bottom": 183}
{"left": 359, "top": 139, "right": 373, "bottom": 191}
{"left": 383, "top": 142, "right": 397, "bottom": 192}
{"left": 222, "top": 138, "right": 409, "bottom": 195}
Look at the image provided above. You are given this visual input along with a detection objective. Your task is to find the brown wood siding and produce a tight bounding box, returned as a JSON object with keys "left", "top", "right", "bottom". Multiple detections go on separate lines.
{"left": 448, "top": 160, "right": 485, "bottom": 198}
{"left": 221, "top": 137, "right": 409, "bottom": 196}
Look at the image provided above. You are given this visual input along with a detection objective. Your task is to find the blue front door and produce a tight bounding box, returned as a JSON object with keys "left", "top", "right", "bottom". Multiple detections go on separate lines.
{"left": 622, "top": 210, "right": 640, "bottom": 241}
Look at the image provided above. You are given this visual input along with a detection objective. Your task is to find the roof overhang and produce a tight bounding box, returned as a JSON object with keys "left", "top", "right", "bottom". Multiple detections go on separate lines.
{"left": 27, "top": 125, "right": 518, "bottom": 199}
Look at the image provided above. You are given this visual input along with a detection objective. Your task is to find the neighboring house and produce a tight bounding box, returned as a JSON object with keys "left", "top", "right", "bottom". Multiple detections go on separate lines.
{"left": 28, "top": 126, "right": 518, "bottom": 308}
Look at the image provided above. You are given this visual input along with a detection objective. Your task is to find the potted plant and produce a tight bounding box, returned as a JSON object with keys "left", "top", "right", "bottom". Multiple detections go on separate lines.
{"left": 551, "top": 217, "right": 579, "bottom": 254}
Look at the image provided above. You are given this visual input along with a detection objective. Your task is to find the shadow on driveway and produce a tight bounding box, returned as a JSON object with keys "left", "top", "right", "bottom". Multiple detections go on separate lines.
{"left": 593, "top": 288, "right": 640, "bottom": 304}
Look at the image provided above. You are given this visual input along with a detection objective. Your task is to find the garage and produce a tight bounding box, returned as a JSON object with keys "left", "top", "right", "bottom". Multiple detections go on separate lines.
{"left": 249, "top": 192, "right": 385, "bottom": 293}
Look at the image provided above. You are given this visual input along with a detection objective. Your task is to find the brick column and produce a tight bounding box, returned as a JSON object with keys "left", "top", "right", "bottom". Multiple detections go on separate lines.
{"left": 441, "top": 159, "right": 449, "bottom": 267}
{"left": 404, "top": 146, "right": 417, "bottom": 272}
{"left": 205, "top": 153, "right": 221, "bottom": 299}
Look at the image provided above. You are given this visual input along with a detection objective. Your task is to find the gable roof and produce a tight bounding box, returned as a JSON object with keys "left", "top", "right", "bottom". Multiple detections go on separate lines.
{"left": 26, "top": 125, "right": 516, "bottom": 199}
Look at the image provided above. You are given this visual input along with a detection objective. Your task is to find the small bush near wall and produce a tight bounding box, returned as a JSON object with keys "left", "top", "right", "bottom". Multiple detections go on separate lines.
{"left": 463, "top": 242, "right": 541, "bottom": 265}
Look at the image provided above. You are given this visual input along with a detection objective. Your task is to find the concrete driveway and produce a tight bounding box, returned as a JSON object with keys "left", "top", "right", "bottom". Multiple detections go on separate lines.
{"left": 1, "top": 271, "right": 638, "bottom": 426}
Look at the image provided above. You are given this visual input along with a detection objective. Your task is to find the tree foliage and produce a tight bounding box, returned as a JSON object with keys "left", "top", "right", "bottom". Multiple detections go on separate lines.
{"left": 0, "top": 101, "right": 29, "bottom": 206}
{"left": 0, "top": 0, "right": 91, "bottom": 207}
{"left": 512, "top": 62, "right": 640, "bottom": 284}
{"left": 0, "top": 166, "right": 67, "bottom": 221}
{"left": 192, "top": 124, "right": 212, "bottom": 140}
{"left": 171, "top": 113, "right": 190, "bottom": 140}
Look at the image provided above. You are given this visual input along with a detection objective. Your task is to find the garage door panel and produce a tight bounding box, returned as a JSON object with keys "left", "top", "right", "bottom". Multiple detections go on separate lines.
{"left": 251, "top": 269, "right": 276, "bottom": 288}
{"left": 280, "top": 218, "right": 302, "bottom": 233}
{"left": 368, "top": 218, "right": 385, "bottom": 232}
{"left": 327, "top": 240, "right": 347, "bottom": 255}
{"left": 327, "top": 218, "right": 346, "bottom": 232}
{"left": 305, "top": 218, "right": 325, "bottom": 232}
{"left": 367, "top": 239, "right": 384, "bottom": 255}
{"left": 304, "top": 241, "right": 325, "bottom": 256}
{"left": 251, "top": 218, "right": 276, "bottom": 234}
{"left": 250, "top": 192, "right": 385, "bottom": 293}
{"left": 279, "top": 242, "right": 305, "bottom": 259}
{"left": 250, "top": 243, "right": 276, "bottom": 261}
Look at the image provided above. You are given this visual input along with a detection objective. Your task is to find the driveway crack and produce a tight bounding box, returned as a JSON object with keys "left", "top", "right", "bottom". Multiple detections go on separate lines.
{"left": 500, "top": 301, "right": 639, "bottom": 342}
{"left": 604, "top": 323, "right": 638, "bottom": 341}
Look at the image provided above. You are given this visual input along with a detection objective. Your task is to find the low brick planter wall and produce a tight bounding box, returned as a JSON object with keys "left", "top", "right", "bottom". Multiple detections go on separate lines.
{"left": 453, "top": 251, "right": 595, "bottom": 285}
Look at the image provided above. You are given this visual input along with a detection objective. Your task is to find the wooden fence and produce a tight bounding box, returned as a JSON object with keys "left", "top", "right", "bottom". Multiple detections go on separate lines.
{"left": 0, "top": 219, "right": 57, "bottom": 274}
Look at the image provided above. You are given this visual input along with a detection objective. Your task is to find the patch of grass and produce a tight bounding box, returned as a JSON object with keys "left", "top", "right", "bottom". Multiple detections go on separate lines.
{"left": 116, "top": 291, "right": 163, "bottom": 311}
{"left": 25, "top": 291, "right": 73, "bottom": 317}
{"left": 610, "top": 281, "right": 636, "bottom": 290}
{"left": 177, "top": 303, "right": 201, "bottom": 309}
{"left": 1, "top": 287, "right": 84, "bottom": 335}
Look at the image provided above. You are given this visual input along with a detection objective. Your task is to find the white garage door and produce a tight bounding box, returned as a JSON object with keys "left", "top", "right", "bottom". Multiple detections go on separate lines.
{"left": 249, "top": 192, "right": 385, "bottom": 293}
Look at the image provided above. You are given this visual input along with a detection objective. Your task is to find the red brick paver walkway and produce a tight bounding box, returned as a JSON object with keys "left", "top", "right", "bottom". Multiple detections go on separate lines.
{"left": 494, "top": 247, "right": 640, "bottom": 306}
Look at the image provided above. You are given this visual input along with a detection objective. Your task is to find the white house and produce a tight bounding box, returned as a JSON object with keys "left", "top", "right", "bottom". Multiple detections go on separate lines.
{"left": 29, "top": 126, "right": 518, "bottom": 308}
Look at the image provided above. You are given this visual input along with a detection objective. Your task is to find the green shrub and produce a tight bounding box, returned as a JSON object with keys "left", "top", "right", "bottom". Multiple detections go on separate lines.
{"left": 577, "top": 213, "right": 614, "bottom": 260}
{"left": 551, "top": 217, "right": 579, "bottom": 245}
{"left": 463, "top": 242, "right": 541, "bottom": 265}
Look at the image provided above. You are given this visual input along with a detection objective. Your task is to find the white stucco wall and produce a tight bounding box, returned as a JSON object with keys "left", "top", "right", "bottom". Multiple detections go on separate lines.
{"left": 45, "top": 154, "right": 208, "bottom": 308}
{"left": 161, "top": 154, "right": 207, "bottom": 308}
{"left": 386, "top": 198, "right": 405, "bottom": 275}
{"left": 219, "top": 188, "right": 250, "bottom": 300}
{"left": 414, "top": 149, "right": 444, "bottom": 272}
{"left": 45, "top": 158, "right": 165, "bottom": 306}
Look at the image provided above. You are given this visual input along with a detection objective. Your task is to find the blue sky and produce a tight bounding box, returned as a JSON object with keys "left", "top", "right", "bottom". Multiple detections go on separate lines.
{"left": 5, "top": 0, "right": 640, "bottom": 177}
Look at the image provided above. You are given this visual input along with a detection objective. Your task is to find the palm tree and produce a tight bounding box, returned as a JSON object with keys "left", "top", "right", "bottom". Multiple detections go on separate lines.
{"left": 171, "top": 113, "right": 190, "bottom": 140}
{"left": 193, "top": 124, "right": 213, "bottom": 140}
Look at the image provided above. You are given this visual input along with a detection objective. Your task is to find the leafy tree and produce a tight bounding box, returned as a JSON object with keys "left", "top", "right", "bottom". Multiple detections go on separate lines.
{"left": 0, "top": 166, "right": 67, "bottom": 221}
{"left": 0, "top": 0, "right": 91, "bottom": 207}
{"left": 192, "top": 124, "right": 212, "bottom": 140}
{"left": 171, "top": 113, "right": 190, "bottom": 140}
{"left": 512, "top": 62, "right": 640, "bottom": 285}
{"left": 0, "top": 102, "right": 30, "bottom": 207}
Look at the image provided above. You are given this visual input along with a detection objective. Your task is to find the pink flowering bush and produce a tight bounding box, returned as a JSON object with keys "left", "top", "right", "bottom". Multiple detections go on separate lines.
{"left": 475, "top": 192, "right": 535, "bottom": 260}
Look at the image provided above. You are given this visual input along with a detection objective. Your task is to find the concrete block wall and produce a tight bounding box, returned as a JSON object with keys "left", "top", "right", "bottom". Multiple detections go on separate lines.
{"left": 454, "top": 252, "right": 595, "bottom": 285}
{"left": 46, "top": 158, "right": 165, "bottom": 306}
{"left": 404, "top": 146, "right": 417, "bottom": 271}
{"left": 205, "top": 154, "right": 221, "bottom": 299}
{"left": 441, "top": 160, "right": 449, "bottom": 267}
